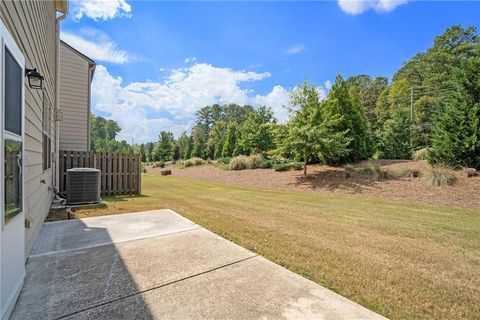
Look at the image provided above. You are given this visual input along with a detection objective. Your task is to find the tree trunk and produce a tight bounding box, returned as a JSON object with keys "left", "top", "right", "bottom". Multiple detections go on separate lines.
{"left": 303, "top": 161, "right": 307, "bottom": 175}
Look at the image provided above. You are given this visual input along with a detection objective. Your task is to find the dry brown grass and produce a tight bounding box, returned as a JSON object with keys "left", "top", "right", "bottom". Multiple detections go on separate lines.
{"left": 76, "top": 174, "right": 480, "bottom": 320}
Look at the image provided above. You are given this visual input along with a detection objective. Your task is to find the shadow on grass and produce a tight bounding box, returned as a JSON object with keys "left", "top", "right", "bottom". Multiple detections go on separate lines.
{"left": 292, "top": 167, "right": 409, "bottom": 194}
{"left": 104, "top": 194, "right": 150, "bottom": 203}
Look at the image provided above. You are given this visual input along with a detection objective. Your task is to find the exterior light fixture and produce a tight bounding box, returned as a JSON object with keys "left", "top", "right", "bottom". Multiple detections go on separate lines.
{"left": 25, "top": 68, "right": 44, "bottom": 90}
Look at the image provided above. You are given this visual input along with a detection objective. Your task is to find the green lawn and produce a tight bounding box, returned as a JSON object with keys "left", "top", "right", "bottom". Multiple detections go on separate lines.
{"left": 77, "top": 174, "right": 480, "bottom": 320}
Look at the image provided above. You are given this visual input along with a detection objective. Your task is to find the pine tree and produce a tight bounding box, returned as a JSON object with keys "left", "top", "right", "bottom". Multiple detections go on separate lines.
{"left": 377, "top": 111, "right": 412, "bottom": 159}
{"left": 322, "top": 75, "right": 372, "bottom": 164}
{"left": 222, "top": 123, "right": 237, "bottom": 158}
{"left": 429, "top": 44, "right": 480, "bottom": 169}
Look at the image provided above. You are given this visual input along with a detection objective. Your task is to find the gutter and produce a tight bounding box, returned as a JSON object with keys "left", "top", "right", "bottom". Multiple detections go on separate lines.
{"left": 54, "top": 4, "right": 68, "bottom": 189}
{"left": 87, "top": 61, "right": 96, "bottom": 151}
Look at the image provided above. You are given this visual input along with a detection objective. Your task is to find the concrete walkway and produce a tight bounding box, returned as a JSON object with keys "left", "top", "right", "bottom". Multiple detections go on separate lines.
{"left": 11, "top": 210, "right": 387, "bottom": 320}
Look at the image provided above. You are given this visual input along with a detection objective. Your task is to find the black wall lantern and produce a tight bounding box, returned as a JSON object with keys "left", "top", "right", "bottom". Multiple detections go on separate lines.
{"left": 25, "top": 68, "right": 44, "bottom": 90}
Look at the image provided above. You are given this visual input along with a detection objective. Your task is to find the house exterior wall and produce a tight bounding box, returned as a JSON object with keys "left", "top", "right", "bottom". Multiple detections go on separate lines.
{"left": 0, "top": 0, "right": 58, "bottom": 255}
{"left": 59, "top": 42, "right": 93, "bottom": 152}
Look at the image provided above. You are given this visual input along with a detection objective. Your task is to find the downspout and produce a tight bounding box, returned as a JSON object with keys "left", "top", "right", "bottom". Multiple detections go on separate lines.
{"left": 54, "top": 7, "right": 68, "bottom": 190}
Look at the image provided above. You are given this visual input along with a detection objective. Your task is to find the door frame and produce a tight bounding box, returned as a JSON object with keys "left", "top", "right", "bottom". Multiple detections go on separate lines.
{"left": 0, "top": 19, "right": 25, "bottom": 320}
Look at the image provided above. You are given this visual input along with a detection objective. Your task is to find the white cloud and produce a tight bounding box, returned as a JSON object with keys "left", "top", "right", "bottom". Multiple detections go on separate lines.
{"left": 184, "top": 57, "right": 197, "bottom": 63}
{"left": 338, "top": 0, "right": 408, "bottom": 15}
{"left": 71, "top": 0, "right": 132, "bottom": 21}
{"left": 284, "top": 44, "right": 306, "bottom": 55}
{"left": 324, "top": 80, "right": 332, "bottom": 91}
{"left": 91, "top": 64, "right": 291, "bottom": 143}
{"left": 61, "top": 30, "right": 132, "bottom": 64}
{"left": 254, "top": 86, "right": 290, "bottom": 123}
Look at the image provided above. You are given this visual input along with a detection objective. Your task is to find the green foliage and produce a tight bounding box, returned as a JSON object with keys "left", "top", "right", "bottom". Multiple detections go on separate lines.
{"left": 145, "top": 142, "right": 155, "bottom": 161}
{"left": 222, "top": 123, "right": 238, "bottom": 158}
{"left": 191, "top": 125, "right": 206, "bottom": 159}
{"left": 237, "top": 106, "right": 276, "bottom": 155}
{"left": 272, "top": 160, "right": 303, "bottom": 172}
{"left": 177, "top": 132, "right": 192, "bottom": 160}
{"left": 284, "top": 80, "right": 350, "bottom": 174}
{"left": 428, "top": 43, "right": 480, "bottom": 169}
{"left": 154, "top": 131, "right": 174, "bottom": 161}
{"left": 90, "top": 114, "right": 134, "bottom": 153}
{"left": 138, "top": 144, "right": 146, "bottom": 162}
{"left": 346, "top": 75, "right": 388, "bottom": 133}
{"left": 322, "top": 75, "right": 372, "bottom": 164}
{"left": 377, "top": 111, "right": 412, "bottom": 159}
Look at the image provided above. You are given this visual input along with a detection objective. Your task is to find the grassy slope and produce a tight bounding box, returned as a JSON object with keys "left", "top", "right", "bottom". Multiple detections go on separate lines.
{"left": 77, "top": 174, "right": 480, "bottom": 320}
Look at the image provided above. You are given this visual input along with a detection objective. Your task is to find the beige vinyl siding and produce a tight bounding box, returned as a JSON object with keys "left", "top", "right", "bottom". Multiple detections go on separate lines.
{"left": 59, "top": 42, "right": 92, "bottom": 152}
{"left": 0, "top": 1, "right": 58, "bottom": 255}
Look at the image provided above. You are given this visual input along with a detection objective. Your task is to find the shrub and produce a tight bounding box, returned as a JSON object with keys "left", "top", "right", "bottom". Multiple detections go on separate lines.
{"left": 424, "top": 165, "right": 457, "bottom": 187}
{"left": 273, "top": 162, "right": 291, "bottom": 172}
{"left": 246, "top": 154, "right": 262, "bottom": 169}
{"left": 229, "top": 155, "right": 249, "bottom": 170}
{"left": 260, "top": 159, "right": 274, "bottom": 169}
{"left": 152, "top": 161, "right": 165, "bottom": 168}
{"left": 176, "top": 157, "right": 205, "bottom": 168}
{"left": 360, "top": 162, "right": 389, "bottom": 179}
{"left": 228, "top": 155, "right": 262, "bottom": 170}
{"left": 412, "top": 148, "right": 429, "bottom": 161}
{"left": 292, "top": 162, "right": 303, "bottom": 171}
{"left": 191, "top": 157, "right": 205, "bottom": 166}
{"left": 344, "top": 164, "right": 354, "bottom": 178}
{"left": 218, "top": 157, "right": 231, "bottom": 165}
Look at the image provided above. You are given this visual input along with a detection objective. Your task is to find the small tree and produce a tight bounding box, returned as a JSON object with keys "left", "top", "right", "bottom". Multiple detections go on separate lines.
{"left": 322, "top": 75, "right": 372, "bottom": 164}
{"left": 377, "top": 110, "right": 412, "bottom": 159}
{"left": 286, "top": 81, "right": 350, "bottom": 175}
{"left": 154, "top": 131, "right": 174, "bottom": 161}
{"left": 139, "top": 144, "right": 146, "bottom": 162}
{"left": 238, "top": 106, "right": 276, "bottom": 155}
{"left": 222, "top": 123, "right": 237, "bottom": 158}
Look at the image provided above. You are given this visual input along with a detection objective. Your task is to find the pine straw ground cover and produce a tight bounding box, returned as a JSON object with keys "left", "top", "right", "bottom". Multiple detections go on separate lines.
{"left": 76, "top": 174, "right": 480, "bottom": 320}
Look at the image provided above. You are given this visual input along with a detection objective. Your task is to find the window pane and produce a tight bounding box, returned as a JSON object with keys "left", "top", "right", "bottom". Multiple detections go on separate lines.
{"left": 5, "top": 49, "right": 22, "bottom": 136}
{"left": 5, "top": 139, "right": 22, "bottom": 223}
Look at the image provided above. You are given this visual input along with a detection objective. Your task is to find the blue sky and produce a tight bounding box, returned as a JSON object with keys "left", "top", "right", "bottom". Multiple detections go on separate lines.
{"left": 61, "top": 0, "right": 480, "bottom": 143}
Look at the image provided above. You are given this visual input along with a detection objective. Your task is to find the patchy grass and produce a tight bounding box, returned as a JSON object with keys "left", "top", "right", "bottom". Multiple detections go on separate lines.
{"left": 76, "top": 174, "right": 480, "bottom": 320}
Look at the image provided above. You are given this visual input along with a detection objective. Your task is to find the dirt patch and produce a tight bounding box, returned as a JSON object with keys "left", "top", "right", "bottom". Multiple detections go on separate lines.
{"left": 149, "top": 160, "right": 479, "bottom": 208}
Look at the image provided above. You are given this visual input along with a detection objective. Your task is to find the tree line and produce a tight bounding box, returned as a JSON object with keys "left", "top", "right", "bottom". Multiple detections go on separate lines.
{"left": 98, "top": 26, "right": 480, "bottom": 171}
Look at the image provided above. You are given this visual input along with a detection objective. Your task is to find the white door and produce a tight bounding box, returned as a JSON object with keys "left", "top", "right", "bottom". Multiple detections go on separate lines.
{"left": 0, "top": 20, "right": 25, "bottom": 320}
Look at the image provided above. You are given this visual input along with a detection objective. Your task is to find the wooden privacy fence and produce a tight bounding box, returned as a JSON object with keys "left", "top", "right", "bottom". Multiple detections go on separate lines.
{"left": 59, "top": 150, "right": 141, "bottom": 197}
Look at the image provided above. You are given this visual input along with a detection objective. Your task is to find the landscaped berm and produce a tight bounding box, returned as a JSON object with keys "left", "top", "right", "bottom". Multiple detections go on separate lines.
{"left": 74, "top": 169, "right": 480, "bottom": 320}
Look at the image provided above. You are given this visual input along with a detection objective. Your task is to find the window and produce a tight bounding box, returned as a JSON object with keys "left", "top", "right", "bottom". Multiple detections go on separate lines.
{"left": 3, "top": 46, "right": 24, "bottom": 224}
{"left": 43, "top": 92, "right": 52, "bottom": 171}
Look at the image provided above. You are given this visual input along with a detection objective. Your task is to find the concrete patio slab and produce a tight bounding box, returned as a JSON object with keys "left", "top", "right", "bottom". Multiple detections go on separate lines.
{"left": 67, "top": 256, "right": 385, "bottom": 320}
{"left": 12, "top": 210, "right": 387, "bottom": 320}
{"left": 31, "top": 209, "right": 198, "bottom": 256}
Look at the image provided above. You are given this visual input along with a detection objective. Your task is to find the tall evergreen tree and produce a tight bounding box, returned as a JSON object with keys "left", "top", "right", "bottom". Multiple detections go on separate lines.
{"left": 322, "top": 75, "right": 372, "bottom": 164}
{"left": 429, "top": 44, "right": 480, "bottom": 169}
{"left": 222, "top": 123, "right": 237, "bottom": 158}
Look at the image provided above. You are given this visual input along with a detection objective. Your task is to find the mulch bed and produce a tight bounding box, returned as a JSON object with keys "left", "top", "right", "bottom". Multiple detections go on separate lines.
{"left": 149, "top": 160, "right": 480, "bottom": 209}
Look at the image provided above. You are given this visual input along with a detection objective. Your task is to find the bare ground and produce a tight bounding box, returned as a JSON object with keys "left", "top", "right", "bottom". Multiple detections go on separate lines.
{"left": 149, "top": 160, "right": 480, "bottom": 208}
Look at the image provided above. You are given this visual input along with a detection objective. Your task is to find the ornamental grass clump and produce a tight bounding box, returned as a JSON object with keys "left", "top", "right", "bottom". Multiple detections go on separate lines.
{"left": 229, "top": 155, "right": 249, "bottom": 170}
{"left": 424, "top": 165, "right": 456, "bottom": 187}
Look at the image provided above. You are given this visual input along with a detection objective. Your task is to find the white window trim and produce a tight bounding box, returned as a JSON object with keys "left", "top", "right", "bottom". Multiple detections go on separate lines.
{"left": 1, "top": 20, "right": 25, "bottom": 229}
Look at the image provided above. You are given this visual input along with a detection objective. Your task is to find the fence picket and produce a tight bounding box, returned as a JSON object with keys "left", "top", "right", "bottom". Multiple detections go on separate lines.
{"left": 59, "top": 150, "right": 140, "bottom": 197}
